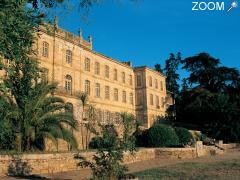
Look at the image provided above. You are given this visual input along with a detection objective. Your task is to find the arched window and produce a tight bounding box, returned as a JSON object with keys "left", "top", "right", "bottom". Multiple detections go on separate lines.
{"left": 114, "top": 88, "right": 118, "bottom": 101}
{"left": 41, "top": 68, "right": 49, "bottom": 82}
{"left": 66, "top": 50, "right": 72, "bottom": 64}
{"left": 113, "top": 69, "right": 118, "bottom": 81}
{"left": 136, "top": 75, "right": 142, "bottom": 87}
{"left": 155, "top": 79, "right": 158, "bottom": 89}
{"left": 95, "top": 83, "right": 100, "bottom": 97}
{"left": 122, "top": 91, "right": 126, "bottom": 103}
{"left": 85, "top": 80, "right": 90, "bottom": 95}
{"left": 137, "top": 92, "right": 142, "bottom": 105}
{"left": 160, "top": 81, "right": 164, "bottom": 91}
{"left": 105, "top": 65, "right": 109, "bottom": 78}
{"left": 150, "top": 94, "right": 153, "bottom": 105}
{"left": 65, "top": 75, "right": 72, "bottom": 94}
{"left": 122, "top": 72, "right": 125, "bottom": 83}
{"left": 130, "top": 93, "right": 134, "bottom": 105}
{"left": 85, "top": 58, "right": 90, "bottom": 71}
{"left": 95, "top": 62, "right": 100, "bottom": 75}
{"left": 105, "top": 86, "right": 110, "bottom": 100}
{"left": 156, "top": 95, "right": 159, "bottom": 109}
{"left": 149, "top": 76, "right": 152, "bottom": 87}
{"left": 42, "top": 41, "right": 49, "bottom": 57}
{"left": 129, "top": 75, "right": 133, "bottom": 86}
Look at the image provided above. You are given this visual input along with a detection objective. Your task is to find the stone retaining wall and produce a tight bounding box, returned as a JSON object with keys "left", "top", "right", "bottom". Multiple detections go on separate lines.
{"left": 0, "top": 147, "right": 197, "bottom": 177}
{"left": 1, "top": 142, "right": 237, "bottom": 177}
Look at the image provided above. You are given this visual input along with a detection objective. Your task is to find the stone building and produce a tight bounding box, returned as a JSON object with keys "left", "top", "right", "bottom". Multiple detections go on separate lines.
{"left": 0, "top": 20, "right": 171, "bottom": 150}
{"left": 35, "top": 20, "right": 169, "bottom": 127}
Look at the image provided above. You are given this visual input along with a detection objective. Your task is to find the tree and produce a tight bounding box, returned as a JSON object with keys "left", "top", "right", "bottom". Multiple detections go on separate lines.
{"left": 164, "top": 52, "right": 181, "bottom": 99}
{"left": 154, "top": 64, "right": 164, "bottom": 74}
{"left": 77, "top": 92, "right": 98, "bottom": 150}
{"left": 0, "top": 0, "right": 78, "bottom": 151}
{"left": 76, "top": 112, "right": 137, "bottom": 180}
{"left": 29, "top": 0, "right": 137, "bottom": 9}
{"left": 174, "top": 53, "right": 240, "bottom": 142}
{"left": 181, "top": 53, "right": 239, "bottom": 93}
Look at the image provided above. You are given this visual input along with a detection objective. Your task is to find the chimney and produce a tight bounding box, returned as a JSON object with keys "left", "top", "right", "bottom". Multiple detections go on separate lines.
{"left": 88, "top": 35, "right": 92, "bottom": 44}
{"left": 79, "top": 28, "right": 83, "bottom": 42}
{"left": 54, "top": 16, "right": 58, "bottom": 30}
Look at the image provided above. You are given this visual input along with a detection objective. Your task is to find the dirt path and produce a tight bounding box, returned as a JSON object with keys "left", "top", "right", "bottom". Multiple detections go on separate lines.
{"left": 3, "top": 148, "right": 240, "bottom": 180}
{"left": 49, "top": 148, "right": 240, "bottom": 180}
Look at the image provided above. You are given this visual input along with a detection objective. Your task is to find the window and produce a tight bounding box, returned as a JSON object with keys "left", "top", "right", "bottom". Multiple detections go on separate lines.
{"left": 156, "top": 95, "right": 159, "bottom": 109}
{"left": 105, "top": 65, "right": 109, "bottom": 78}
{"left": 161, "top": 97, "right": 165, "bottom": 107}
{"left": 122, "top": 72, "right": 125, "bottom": 83}
{"left": 155, "top": 79, "right": 158, "bottom": 89}
{"left": 129, "top": 75, "right": 133, "bottom": 86}
{"left": 95, "top": 62, "right": 100, "bottom": 75}
{"left": 150, "top": 94, "right": 153, "bottom": 105}
{"left": 149, "top": 76, "right": 152, "bottom": 87}
{"left": 114, "top": 88, "right": 118, "bottom": 101}
{"left": 113, "top": 69, "right": 118, "bottom": 81}
{"left": 130, "top": 93, "right": 134, "bottom": 105}
{"left": 41, "top": 68, "right": 49, "bottom": 82}
{"left": 160, "top": 81, "right": 163, "bottom": 91}
{"left": 95, "top": 83, "right": 100, "bottom": 97}
{"left": 65, "top": 75, "right": 72, "bottom": 94}
{"left": 85, "top": 58, "right": 90, "bottom": 71}
{"left": 105, "top": 86, "right": 110, "bottom": 100}
{"left": 137, "top": 75, "right": 142, "bottom": 87}
{"left": 122, "top": 91, "right": 126, "bottom": 103}
{"left": 66, "top": 102, "right": 73, "bottom": 113}
{"left": 85, "top": 80, "right": 90, "bottom": 95}
{"left": 137, "top": 92, "right": 142, "bottom": 105}
{"left": 66, "top": 50, "right": 72, "bottom": 64}
{"left": 42, "top": 41, "right": 49, "bottom": 57}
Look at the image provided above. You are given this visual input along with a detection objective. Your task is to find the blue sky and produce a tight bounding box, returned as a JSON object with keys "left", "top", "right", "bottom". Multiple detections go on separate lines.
{"left": 46, "top": 0, "right": 240, "bottom": 76}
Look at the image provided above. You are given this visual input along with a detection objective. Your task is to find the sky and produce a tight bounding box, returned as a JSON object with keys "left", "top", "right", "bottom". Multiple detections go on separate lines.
{"left": 46, "top": 0, "right": 240, "bottom": 77}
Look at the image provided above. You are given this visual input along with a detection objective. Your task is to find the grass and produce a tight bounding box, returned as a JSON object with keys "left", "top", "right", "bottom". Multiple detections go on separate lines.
{"left": 134, "top": 160, "right": 240, "bottom": 180}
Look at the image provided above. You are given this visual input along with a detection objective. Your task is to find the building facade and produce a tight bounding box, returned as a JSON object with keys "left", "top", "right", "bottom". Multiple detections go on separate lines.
{"left": 0, "top": 21, "right": 171, "bottom": 149}
{"left": 33, "top": 22, "right": 169, "bottom": 129}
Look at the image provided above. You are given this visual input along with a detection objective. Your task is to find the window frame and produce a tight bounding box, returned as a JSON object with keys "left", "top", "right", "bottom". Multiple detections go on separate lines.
{"left": 42, "top": 41, "right": 49, "bottom": 58}
{"left": 66, "top": 50, "right": 72, "bottom": 64}
{"left": 84, "top": 58, "right": 90, "bottom": 72}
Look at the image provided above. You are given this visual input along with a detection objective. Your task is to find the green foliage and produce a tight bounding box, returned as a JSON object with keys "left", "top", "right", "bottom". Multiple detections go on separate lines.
{"left": 0, "top": 1, "right": 78, "bottom": 151}
{"left": 147, "top": 125, "right": 179, "bottom": 147}
{"left": 76, "top": 113, "right": 137, "bottom": 180}
{"left": 174, "top": 127, "right": 194, "bottom": 147}
{"left": 164, "top": 52, "right": 181, "bottom": 99}
{"left": 154, "top": 64, "right": 164, "bottom": 74}
{"left": 0, "top": 120, "right": 15, "bottom": 150}
{"left": 174, "top": 53, "right": 240, "bottom": 143}
{"left": 135, "top": 130, "right": 148, "bottom": 147}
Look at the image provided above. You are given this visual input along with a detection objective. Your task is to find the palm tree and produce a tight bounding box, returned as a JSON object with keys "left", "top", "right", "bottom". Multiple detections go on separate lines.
{"left": 0, "top": 81, "right": 78, "bottom": 151}
{"left": 77, "top": 92, "right": 97, "bottom": 149}
{"left": 77, "top": 92, "right": 89, "bottom": 149}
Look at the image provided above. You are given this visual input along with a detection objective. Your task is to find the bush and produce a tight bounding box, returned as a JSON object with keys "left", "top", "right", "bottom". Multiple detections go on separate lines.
{"left": 175, "top": 127, "right": 194, "bottom": 146}
{"left": 135, "top": 130, "right": 148, "bottom": 147}
{"left": 89, "top": 137, "right": 102, "bottom": 149}
{"left": 147, "top": 125, "right": 179, "bottom": 147}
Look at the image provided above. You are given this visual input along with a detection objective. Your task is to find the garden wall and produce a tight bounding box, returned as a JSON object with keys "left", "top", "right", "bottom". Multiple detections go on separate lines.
{"left": 0, "top": 142, "right": 237, "bottom": 177}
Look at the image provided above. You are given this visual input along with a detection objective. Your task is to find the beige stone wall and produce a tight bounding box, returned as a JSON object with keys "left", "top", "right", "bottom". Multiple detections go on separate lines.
{"left": 0, "top": 147, "right": 197, "bottom": 177}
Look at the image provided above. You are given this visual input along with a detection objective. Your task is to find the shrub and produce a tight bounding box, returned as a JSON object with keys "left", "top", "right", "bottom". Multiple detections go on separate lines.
{"left": 147, "top": 125, "right": 179, "bottom": 147}
{"left": 135, "top": 130, "right": 148, "bottom": 147}
{"left": 175, "top": 127, "right": 194, "bottom": 146}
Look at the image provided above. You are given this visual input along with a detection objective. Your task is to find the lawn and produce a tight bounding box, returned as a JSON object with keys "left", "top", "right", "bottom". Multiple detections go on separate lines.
{"left": 134, "top": 159, "right": 240, "bottom": 180}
